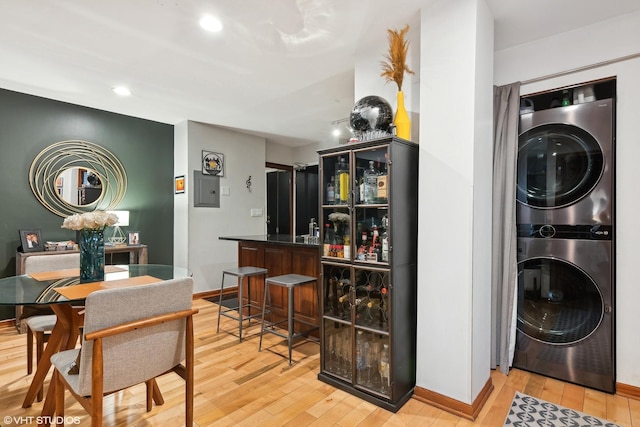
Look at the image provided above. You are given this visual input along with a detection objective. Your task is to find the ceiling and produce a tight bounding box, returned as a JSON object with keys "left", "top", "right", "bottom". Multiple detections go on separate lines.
{"left": 1, "top": 0, "right": 639, "bottom": 147}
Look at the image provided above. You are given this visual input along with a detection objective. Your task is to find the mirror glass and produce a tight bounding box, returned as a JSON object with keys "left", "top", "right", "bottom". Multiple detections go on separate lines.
{"left": 55, "top": 167, "right": 103, "bottom": 206}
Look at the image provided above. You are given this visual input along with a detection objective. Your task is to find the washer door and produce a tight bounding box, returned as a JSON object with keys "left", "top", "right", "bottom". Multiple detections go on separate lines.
{"left": 517, "top": 124, "right": 604, "bottom": 209}
{"left": 517, "top": 257, "right": 603, "bottom": 344}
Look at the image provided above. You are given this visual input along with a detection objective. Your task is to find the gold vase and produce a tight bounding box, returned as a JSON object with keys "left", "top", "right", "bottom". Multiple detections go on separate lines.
{"left": 394, "top": 91, "right": 410, "bottom": 140}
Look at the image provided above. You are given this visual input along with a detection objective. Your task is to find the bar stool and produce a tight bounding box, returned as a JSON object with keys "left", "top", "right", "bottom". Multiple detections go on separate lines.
{"left": 259, "top": 274, "right": 319, "bottom": 365}
{"left": 216, "top": 266, "right": 268, "bottom": 341}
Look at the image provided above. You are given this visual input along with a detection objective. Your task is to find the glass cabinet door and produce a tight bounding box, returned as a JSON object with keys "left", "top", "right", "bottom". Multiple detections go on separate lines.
{"left": 355, "top": 329, "right": 390, "bottom": 395}
{"left": 353, "top": 146, "right": 389, "bottom": 266}
{"left": 321, "top": 152, "right": 352, "bottom": 262}
{"left": 354, "top": 146, "right": 388, "bottom": 206}
{"left": 353, "top": 267, "right": 390, "bottom": 396}
{"left": 322, "top": 263, "right": 352, "bottom": 380}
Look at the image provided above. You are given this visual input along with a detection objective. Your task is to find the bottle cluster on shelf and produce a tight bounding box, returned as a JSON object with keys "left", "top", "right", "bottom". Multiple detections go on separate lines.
{"left": 325, "top": 155, "right": 388, "bottom": 206}
{"left": 324, "top": 268, "right": 389, "bottom": 331}
{"left": 324, "top": 327, "right": 391, "bottom": 395}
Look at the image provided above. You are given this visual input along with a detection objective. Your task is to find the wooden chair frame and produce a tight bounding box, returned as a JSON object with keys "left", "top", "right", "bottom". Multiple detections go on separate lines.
{"left": 53, "top": 307, "right": 198, "bottom": 427}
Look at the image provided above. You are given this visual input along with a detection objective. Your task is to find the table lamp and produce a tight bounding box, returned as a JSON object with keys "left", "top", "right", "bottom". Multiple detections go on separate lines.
{"left": 107, "top": 210, "right": 129, "bottom": 245}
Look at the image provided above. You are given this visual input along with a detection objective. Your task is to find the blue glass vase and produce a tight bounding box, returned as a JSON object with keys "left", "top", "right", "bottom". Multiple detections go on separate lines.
{"left": 79, "top": 228, "right": 105, "bottom": 283}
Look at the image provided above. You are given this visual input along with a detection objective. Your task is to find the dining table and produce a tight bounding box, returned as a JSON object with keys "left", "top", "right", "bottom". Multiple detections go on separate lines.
{"left": 0, "top": 263, "right": 192, "bottom": 426}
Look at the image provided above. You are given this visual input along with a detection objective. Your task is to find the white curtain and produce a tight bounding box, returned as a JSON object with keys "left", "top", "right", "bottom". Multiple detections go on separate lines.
{"left": 491, "top": 82, "right": 520, "bottom": 374}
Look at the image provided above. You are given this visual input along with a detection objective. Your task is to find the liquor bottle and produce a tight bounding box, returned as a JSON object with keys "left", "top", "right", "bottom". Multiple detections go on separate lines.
{"left": 358, "top": 230, "right": 368, "bottom": 260}
{"left": 335, "top": 233, "right": 344, "bottom": 258}
{"left": 377, "top": 161, "right": 388, "bottom": 202}
{"left": 343, "top": 234, "right": 351, "bottom": 260}
{"left": 336, "top": 157, "right": 350, "bottom": 204}
{"left": 363, "top": 161, "right": 379, "bottom": 204}
{"left": 323, "top": 224, "right": 332, "bottom": 256}
{"left": 381, "top": 228, "right": 389, "bottom": 262}
{"left": 369, "top": 225, "right": 380, "bottom": 262}
{"left": 379, "top": 343, "right": 390, "bottom": 393}
{"left": 326, "top": 176, "right": 335, "bottom": 204}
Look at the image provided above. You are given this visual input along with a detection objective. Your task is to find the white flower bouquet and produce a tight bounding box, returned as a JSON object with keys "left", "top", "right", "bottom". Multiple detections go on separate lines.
{"left": 328, "top": 212, "right": 350, "bottom": 223}
{"left": 61, "top": 211, "right": 119, "bottom": 231}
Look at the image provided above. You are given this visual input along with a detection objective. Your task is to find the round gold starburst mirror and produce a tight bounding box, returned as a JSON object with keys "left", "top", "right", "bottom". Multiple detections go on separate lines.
{"left": 29, "top": 140, "right": 127, "bottom": 217}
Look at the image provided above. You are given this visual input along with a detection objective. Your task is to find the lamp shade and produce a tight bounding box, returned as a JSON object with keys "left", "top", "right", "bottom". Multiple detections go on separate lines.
{"left": 108, "top": 210, "right": 129, "bottom": 227}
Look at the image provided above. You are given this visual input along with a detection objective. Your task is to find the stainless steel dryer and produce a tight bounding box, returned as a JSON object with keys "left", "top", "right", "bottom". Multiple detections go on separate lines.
{"left": 517, "top": 99, "right": 614, "bottom": 226}
{"left": 513, "top": 225, "right": 614, "bottom": 393}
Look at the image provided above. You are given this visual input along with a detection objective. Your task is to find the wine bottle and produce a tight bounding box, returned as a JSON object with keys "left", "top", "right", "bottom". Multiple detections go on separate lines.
{"left": 379, "top": 343, "right": 390, "bottom": 393}
{"left": 355, "top": 330, "right": 366, "bottom": 375}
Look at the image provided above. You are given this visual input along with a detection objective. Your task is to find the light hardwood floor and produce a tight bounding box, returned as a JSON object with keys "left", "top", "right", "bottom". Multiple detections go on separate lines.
{"left": 1, "top": 298, "right": 639, "bottom": 426}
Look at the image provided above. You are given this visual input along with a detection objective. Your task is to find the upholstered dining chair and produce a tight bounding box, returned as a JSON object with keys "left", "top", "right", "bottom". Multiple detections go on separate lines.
{"left": 50, "top": 277, "right": 197, "bottom": 427}
{"left": 23, "top": 253, "right": 80, "bottom": 401}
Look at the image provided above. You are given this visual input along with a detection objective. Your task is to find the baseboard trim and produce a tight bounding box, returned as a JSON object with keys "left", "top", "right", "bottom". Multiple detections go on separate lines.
{"left": 193, "top": 287, "right": 238, "bottom": 301}
{"left": 617, "top": 382, "right": 640, "bottom": 401}
{"left": 0, "top": 318, "right": 15, "bottom": 330}
{"left": 412, "top": 377, "right": 493, "bottom": 421}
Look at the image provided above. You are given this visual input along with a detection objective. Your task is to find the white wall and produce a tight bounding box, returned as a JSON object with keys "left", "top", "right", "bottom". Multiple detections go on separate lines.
{"left": 177, "top": 121, "right": 267, "bottom": 294}
{"left": 495, "top": 10, "right": 640, "bottom": 389}
{"left": 173, "top": 121, "right": 189, "bottom": 270}
{"left": 416, "top": 0, "right": 493, "bottom": 404}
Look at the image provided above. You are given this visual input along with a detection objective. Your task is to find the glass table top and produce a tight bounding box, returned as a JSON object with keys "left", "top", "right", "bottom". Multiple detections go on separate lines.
{"left": 0, "top": 264, "right": 191, "bottom": 305}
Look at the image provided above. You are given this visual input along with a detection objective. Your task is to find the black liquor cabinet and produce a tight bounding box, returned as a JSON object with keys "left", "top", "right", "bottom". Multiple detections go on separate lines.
{"left": 317, "top": 137, "right": 418, "bottom": 412}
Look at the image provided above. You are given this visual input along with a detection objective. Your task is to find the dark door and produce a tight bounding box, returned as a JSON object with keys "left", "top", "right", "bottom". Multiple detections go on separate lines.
{"left": 266, "top": 170, "right": 291, "bottom": 235}
{"left": 295, "top": 165, "right": 319, "bottom": 236}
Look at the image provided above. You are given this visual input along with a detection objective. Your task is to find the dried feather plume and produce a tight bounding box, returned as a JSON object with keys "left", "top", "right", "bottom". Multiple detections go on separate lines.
{"left": 380, "top": 25, "right": 414, "bottom": 91}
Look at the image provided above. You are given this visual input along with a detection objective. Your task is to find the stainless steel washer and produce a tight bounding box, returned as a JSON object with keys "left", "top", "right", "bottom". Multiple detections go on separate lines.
{"left": 513, "top": 228, "right": 614, "bottom": 393}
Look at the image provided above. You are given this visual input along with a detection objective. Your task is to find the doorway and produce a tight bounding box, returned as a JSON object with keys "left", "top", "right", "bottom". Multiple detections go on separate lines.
{"left": 266, "top": 164, "right": 292, "bottom": 235}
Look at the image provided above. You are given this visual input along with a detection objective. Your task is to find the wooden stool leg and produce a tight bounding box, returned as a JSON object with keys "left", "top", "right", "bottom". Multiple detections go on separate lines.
{"left": 27, "top": 327, "right": 34, "bottom": 374}
{"left": 36, "top": 331, "right": 45, "bottom": 402}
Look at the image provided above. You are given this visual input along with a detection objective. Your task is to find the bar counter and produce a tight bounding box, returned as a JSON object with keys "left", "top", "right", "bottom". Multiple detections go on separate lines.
{"left": 219, "top": 235, "right": 320, "bottom": 332}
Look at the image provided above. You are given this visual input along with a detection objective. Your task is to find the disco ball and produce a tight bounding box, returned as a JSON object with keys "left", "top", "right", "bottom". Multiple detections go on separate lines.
{"left": 349, "top": 96, "right": 394, "bottom": 133}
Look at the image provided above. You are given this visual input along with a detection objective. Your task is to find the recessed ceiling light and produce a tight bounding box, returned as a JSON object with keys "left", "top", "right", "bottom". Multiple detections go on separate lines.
{"left": 200, "top": 15, "right": 223, "bottom": 32}
{"left": 113, "top": 86, "right": 131, "bottom": 96}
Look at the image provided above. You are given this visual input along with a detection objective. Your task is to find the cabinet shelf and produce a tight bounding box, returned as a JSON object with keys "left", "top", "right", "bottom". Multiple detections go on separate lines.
{"left": 317, "top": 137, "right": 418, "bottom": 412}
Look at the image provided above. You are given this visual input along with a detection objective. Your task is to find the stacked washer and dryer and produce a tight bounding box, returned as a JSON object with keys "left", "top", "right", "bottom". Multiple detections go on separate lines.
{"left": 513, "top": 91, "right": 615, "bottom": 393}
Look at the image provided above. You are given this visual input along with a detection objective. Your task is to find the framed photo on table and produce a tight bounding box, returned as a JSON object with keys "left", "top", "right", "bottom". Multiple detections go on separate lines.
{"left": 19, "top": 229, "right": 44, "bottom": 253}
{"left": 128, "top": 231, "right": 141, "bottom": 246}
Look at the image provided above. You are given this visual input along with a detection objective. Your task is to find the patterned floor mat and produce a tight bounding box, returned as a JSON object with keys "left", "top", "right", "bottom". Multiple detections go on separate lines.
{"left": 504, "top": 392, "right": 621, "bottom": 426}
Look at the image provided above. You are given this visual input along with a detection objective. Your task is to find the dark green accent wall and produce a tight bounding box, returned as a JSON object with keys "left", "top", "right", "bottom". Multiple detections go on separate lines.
{"left": 0, "top": 88, "right": 174, "bottom": 320}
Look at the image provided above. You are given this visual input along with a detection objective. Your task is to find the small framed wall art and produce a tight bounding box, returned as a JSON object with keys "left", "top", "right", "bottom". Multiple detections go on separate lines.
{"left": 175, "top": 175, "right": 185, "bottom": 194}
{"left": 202, "top": 150, "right": 224, "bottom": 176}
{"left": 19, "top": 229, "right": 44, "bottom": 252}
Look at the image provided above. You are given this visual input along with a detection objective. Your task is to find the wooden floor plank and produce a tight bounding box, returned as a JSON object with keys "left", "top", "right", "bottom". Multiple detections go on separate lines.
{"left": 0, "top": 298, "right": 638, "bottom": 426}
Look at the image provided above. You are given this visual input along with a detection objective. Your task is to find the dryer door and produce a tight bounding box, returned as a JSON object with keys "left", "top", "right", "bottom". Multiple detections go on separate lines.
{"left": 517, "top": 257, "right": 603, "bottom": 344}
{"left": 517, "top": 123, "right": 604, "bottom": 209}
